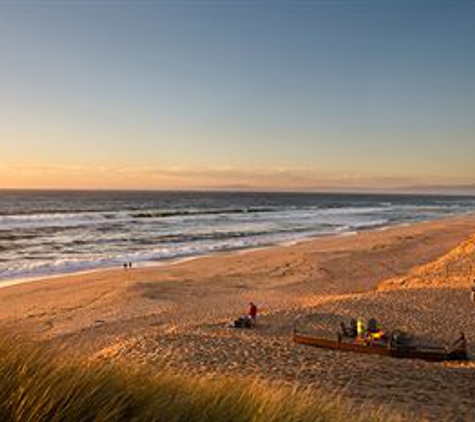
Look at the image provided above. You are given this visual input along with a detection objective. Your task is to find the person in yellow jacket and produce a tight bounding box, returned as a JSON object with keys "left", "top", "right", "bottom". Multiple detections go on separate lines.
{"left": 356, "top": 318, "right": 366, "bottom": 339}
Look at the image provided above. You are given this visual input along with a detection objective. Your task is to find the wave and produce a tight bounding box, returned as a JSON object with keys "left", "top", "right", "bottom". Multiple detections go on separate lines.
{"left": 130, "top": 207, "right": 276, "bottom": 219}
{"left": 136, "top": 225, "right": 322, "bottom": 245}
{"left": 0, "top": 207, "right": 278, "bottom": 230}
{"left": 0, "top": 208, "right": 109, "bottom": 217}
{"left": 0, "top": 219, "right": 389, "bottom": 282}
{"left": 0, "top": 211, "right": 131, "bottom": 231}
{"left": 0, "top": 230, "right": 309, "bottom": 282}
{"left": 2, "top": 201, "right": 466, "bottom": 231}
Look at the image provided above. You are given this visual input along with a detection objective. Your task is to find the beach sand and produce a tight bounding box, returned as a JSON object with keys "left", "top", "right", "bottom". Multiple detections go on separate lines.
{"left": 1, "top": 215, "right": 475, "bottom": 420}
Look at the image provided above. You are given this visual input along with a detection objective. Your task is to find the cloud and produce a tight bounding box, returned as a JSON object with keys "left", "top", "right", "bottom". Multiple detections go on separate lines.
{"left": 1, "top": 162, "right": 473, "bottom": 192}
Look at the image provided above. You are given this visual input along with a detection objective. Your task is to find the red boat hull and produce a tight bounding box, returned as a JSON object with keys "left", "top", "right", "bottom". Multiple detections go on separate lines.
{"left": 293, "top": 331, "right": 468, "bottom": 362}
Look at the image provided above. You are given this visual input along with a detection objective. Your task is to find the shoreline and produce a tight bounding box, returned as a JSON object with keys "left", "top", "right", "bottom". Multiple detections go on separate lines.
{"left": 0, "top": 213, "right": 472, "bottom": 291}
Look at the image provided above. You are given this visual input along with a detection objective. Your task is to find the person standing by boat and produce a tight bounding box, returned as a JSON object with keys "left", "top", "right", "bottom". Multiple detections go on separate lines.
{"left": 356, "top": 317, "right": 365, "bottom": 339}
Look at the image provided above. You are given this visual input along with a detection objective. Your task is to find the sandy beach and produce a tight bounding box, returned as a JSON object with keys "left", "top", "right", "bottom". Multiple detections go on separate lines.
{"left": 1, "top": 215, "right": 475, "bottom": 420}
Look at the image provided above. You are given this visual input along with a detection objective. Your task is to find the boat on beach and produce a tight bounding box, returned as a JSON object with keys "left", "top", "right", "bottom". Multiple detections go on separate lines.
{"left": 293, "top": 329, "right": 469, "bottom": 362}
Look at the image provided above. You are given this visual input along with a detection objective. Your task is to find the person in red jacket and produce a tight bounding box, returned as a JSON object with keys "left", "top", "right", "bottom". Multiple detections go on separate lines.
{"left": 248, "top": 302, "right": 257, "bottom": 322}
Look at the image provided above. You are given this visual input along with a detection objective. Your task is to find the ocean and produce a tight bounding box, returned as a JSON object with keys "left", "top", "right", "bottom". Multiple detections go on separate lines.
{"left": 1, "top": 190, "right": 475, "bottom": 283}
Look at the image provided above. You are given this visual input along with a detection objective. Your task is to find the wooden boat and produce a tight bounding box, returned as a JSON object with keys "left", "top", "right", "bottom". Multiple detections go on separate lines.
{"left": 293, "top": 329, "right": 468, "bottom": 362}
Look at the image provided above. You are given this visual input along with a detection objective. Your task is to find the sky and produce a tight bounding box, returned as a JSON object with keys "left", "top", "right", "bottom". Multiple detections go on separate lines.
{"left": 0, "top": 0, "right": 474, "bottom": 191}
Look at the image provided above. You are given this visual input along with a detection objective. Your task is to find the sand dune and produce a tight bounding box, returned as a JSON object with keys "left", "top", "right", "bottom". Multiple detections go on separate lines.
{"left": 380, "top": 233, "right": 475, "bottom": 290}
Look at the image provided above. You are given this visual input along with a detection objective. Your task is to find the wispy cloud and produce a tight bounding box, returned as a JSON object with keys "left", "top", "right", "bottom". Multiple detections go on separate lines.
{"left": 2, "top": 162, "right": 472, "bottom": 192}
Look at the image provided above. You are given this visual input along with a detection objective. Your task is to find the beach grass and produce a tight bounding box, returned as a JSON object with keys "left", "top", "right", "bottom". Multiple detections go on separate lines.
{"left": 0, "top": 338, "right": 411, "bottom": 422}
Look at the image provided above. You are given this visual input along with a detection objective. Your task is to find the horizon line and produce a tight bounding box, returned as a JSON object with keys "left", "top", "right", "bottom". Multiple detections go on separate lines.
{"left": 1, "top": 185, "right": 474, "bottom": 197}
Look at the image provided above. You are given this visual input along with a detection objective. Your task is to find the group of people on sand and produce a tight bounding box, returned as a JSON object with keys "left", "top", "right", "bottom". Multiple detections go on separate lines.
{"left": 228, "top": 276, "right": 475, "bottom": 342}
{"left": 341, "top": 317, "right": 386, "bottom": 343}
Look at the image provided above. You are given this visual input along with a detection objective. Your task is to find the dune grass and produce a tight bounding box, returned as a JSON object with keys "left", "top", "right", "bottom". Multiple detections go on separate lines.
{"left": 0, "top": 339, "right": 411, "bottom": 422}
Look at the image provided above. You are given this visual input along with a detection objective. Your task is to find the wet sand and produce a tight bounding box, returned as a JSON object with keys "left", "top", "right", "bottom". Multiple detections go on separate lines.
{"left": 1, "top": 215, "right": 475, "bottom": 420}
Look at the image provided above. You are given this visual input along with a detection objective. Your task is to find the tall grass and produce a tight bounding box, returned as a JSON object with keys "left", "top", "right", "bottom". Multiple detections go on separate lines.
{"left": 0, "top": 338, "right": 411, "bottom": 422}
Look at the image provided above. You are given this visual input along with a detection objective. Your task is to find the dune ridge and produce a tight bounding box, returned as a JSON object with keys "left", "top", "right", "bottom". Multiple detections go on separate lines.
{"left": 379, "top": 233, "right": 475, "bottom": 290}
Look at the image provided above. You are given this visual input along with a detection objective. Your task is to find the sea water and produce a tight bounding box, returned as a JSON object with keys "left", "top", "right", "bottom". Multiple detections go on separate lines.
{"left": 1, "top": 190, "right": 474, "bottom": 282}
